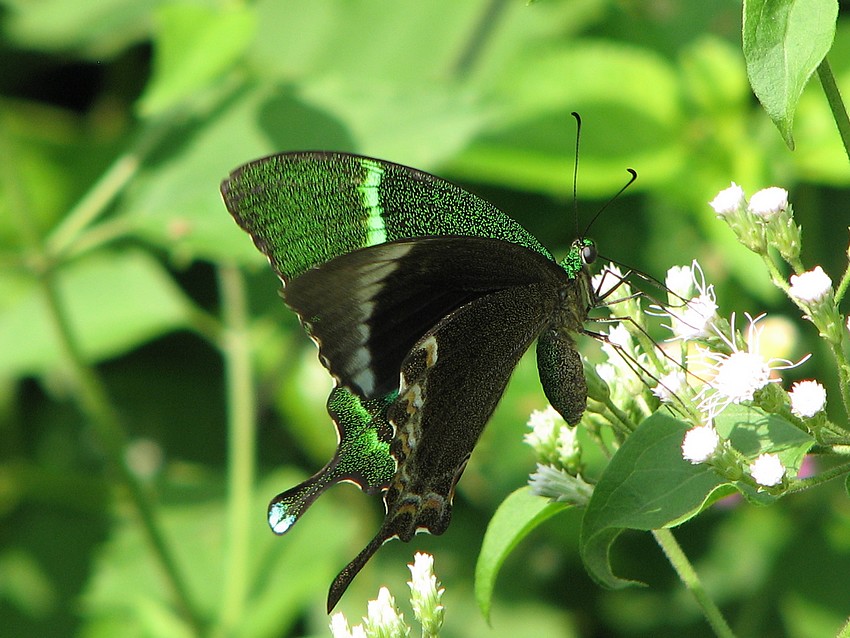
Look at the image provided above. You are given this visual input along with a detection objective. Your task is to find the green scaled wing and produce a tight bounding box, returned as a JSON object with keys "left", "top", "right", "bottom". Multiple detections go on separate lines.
{"left": 220, "top": 152, "right": 554, "bottom": 283}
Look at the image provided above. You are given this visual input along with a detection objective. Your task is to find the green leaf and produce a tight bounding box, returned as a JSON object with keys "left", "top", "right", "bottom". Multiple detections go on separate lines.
{"left": 123, "top": 88, "right": 288, "bottom": 265}
{"left": 579, "top": 407, "right": 816, "bottom": 588}
{"left": 475, "top": 486, "right": 571, "bottom": 620}
{"left": 580, "top": 413, "right": 731, "bottom": 589}
{"left": 0, "top": 250, "right": 189, "bottom": 375}
{"left": 139, "top": 3, "right": 255, "bottom": 116}
{"left": 716, "top": 404, "right": 814, "bottom": 505}
{"left": 715, "top": 403, "right": 813, "bottom": 472}
{"left": 123, "top": 84, "right": 486, "bottom": 264}
{"left": 80, "top": 471, "right": 354, "bottom": 638}
{"left": 743, "top": 0, "right": 838, "bottom": 149}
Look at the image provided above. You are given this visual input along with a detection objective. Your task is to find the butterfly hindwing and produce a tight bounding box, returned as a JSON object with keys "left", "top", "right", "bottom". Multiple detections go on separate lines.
{"left": 326, "top": 279, "right": 572, "bottom": 611}
{"left": 267, "top": 386, "right": 397, "bottom": 535}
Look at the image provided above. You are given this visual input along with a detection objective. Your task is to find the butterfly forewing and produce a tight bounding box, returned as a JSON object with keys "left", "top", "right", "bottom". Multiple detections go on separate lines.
{"left": 220, "top": 152, "right": 553, "bottom": 284}
{"left": 285, "top": 236, "right": 570, "bottom": 398}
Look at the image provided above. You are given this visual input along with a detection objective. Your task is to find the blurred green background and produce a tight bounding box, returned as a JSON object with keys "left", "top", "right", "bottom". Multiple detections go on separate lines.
{"left": 2, "top": 1, "right": 850, "bottom": 636}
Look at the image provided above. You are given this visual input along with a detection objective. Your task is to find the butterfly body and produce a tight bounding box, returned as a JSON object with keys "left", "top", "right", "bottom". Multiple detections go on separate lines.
{"left": 221, "top": 152, "right": 597, "bottom": 611}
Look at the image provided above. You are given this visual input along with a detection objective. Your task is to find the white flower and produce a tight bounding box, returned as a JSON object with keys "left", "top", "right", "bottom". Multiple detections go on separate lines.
{"left": 789, "top": 380, "right": 827, "bottom": 418}
{"left": 670, "top": 295, "right": 718, "bottom": 340}
{"left": 710, "top": 351, "right": 771, "bottom": 401}
{"left": 600, "top": 325, "right": 639, "bottom": 378}
{"left": 556, "top": 425, "right": 579, "bottom": 459}
{"left": 528, "top": 463, "right": 593, "bottom": 505}
{"left": 330, "top": 613, "right": 365, "bottom": 638}
{"left": 596, "top": 362, "right": 616, "bottom": 386}
{"left": 363, "top": 588, "right": 408, "bottom": 638}
{"left": 602, "top": 323, "right": 636, "bottom": 357}
{"left": 709, "top": 182, "right": 745, "bottom": 215}
{"left": 408, "top": 553, "right": 444, "bottom": 635}
{"left": 599, "top": 324, "right": 647, "bottom": 399}
{"left": 789, "top": 266, "right": 833, "bottom": 303}
{"left": 748, "top": 187, "right": 788, "bottom": 218}
{"left": 525, "top": 405, "right": 580, "bottom": 468}
{"left": 681, "top": 424, "right": 720, "bottom": 464}
{"left": 660, "top": 262, "right": 717, "bottom": 340}
{"left": 749, "top": 453, "right": 785, "bottom": 486}
{"left": 697, "top": 313, "right": 802, "bottom": 418}
{"left": 525, "top": 406, "right": 562, "bottom": 449}
{"left": 665, "top": 265, "right": 696, "bottom": 299}
{"left": 653, "top": 370, "right": 686, "bottom": 403}
{"left": 593, "top": 264, "right": 626, "bottom": 299}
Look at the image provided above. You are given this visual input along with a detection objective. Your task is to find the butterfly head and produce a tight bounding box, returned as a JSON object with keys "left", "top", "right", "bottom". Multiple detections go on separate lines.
{"left": 559, "top": 237, "right": 597, "bottom": 279}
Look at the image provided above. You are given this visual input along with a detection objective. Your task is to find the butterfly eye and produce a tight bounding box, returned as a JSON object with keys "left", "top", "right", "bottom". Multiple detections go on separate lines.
{"left": 581, "top": 242, "right": 598, "bottom": 265}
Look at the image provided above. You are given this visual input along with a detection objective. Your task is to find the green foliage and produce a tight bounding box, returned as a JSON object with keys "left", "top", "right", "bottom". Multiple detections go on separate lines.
{"left": 579, "top": 413, "right": 729, "bottom": 589}
{"left": 3, "top": 0, "right": 850, "bottom": 636}
{"left": 743, "top": 0, "right": 838, "bottom": 149}
{"left": 474, "top": 487, "right": 570, "bottom": 621}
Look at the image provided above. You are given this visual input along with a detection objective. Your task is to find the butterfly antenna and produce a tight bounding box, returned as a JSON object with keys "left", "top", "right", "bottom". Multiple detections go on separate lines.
{"left": 582, "top": 168, "right": 638, "bottom": 238}
{"left": 571, "top": 112, "right": 582, "bottom": 238}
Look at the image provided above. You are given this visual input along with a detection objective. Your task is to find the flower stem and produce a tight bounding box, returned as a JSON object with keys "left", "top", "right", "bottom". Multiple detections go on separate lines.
{"left": 214, "top": 263, "right": 258, "bottom": 636}
{"left": 759, "top": 249, "right": 850, "bottom": 429}
{"left": 652, "top": 528, "right": 736, "bottom": 638}
{"left": 784, "top": 459, "right": 850, "bottom": 494}
{"left": 835, "top": 257, "right": 850, "bottom": 306}
{"left": 817, "top": 58, "right": 850, "bottom": 166}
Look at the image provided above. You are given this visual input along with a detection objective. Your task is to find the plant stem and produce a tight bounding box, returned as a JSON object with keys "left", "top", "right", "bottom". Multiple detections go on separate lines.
{"left": 785, "top": 459, "right": 850, "bottom": 494}
{"left": 837, "top": 614, "right": 850, "bottom": 638}
{"left": 39, "top": 271, "right": 205, "bottom": 633}
{"left": 450, "top": 0, "right": 509, "bottom": 79}
{"left": 45, "top": 121, "right": 170, "bottom": 259}
{"left": 834, "top": 254, "right": 850, "bottom": 306}
{"left": 652, "top": 528, "right": 736, "bottom": 638}
{"left": 817, "top": 58, "right": 850, "bottom": 165}
{"left": 2, "top": 113, "right": 205, "bottom": 635}
{"left": 215, "top": 264, "right": 257, "bottom": 636}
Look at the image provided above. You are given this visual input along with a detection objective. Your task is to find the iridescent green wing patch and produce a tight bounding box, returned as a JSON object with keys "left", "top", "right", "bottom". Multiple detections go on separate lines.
{"left": 220, "top": 152, "right": 553, "bottom": 284}
{"left": 267, "top": 386, "right": 396, "bottom": 535}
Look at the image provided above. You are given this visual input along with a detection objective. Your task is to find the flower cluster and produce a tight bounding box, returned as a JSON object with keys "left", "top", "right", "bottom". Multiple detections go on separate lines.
{"left": 543, "top": 183, "right": 844, "bottom": 495}
{"left": 660, "top": 184, "right": 842, "bottom": 489}
{"left": 524, "top": 405, "right": 593, "bottom": 505}
{"left": 709, "top": 182, "right": 800, "bottom": 261}
{"left": 330, "top": 553, "right": 444, "bottom": 638}
{"left": 661, "top": 295, "right": 814, "bottom": 488}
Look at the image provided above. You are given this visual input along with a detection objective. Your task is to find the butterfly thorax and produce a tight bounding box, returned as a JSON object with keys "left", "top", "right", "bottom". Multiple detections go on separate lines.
{"left": 550, "top": 237, "right": 595, "bottom": 333}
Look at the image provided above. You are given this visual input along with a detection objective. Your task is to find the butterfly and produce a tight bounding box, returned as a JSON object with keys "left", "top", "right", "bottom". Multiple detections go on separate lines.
{"left": 220, "top": 152, "right": 599, "bottom": 611}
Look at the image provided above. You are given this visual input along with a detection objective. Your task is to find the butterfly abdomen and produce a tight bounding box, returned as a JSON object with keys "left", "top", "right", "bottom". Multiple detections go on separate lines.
{"left": 537, "top": 329, "right": 587, "bottom": 425}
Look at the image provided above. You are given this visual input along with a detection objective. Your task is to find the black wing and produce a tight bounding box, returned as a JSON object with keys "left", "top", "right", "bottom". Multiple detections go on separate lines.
{"left": 327, "top": 279, "right": 572, "bottom": 610}
{"left": 285, "top": 236, "right": 568, "bottom": 398}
